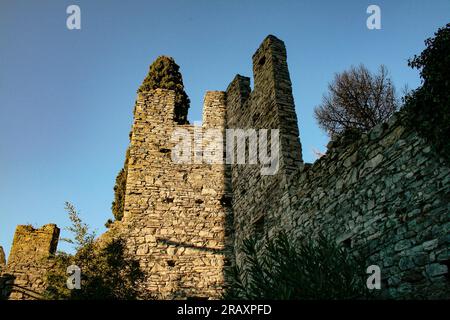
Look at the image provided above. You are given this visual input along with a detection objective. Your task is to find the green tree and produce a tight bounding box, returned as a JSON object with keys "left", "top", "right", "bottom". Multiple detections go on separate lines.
{"left": 111, "top": 148, "right": 130, "bottom": 223}
{"left": 138, "top": 55, "right": 190, "bottom": 124}
{"left": 44, "top": 202, "right": 145, "bottom": 300}
{"left": 404, "top": 23, "right": 450, "bottom": 162}
{"left": 225, "top": 232, "right": 372, "bottom": 300}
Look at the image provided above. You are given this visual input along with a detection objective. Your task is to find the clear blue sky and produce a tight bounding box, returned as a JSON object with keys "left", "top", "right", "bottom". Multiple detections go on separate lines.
{"left": 0, "top": 0, "right": 449, "bottom": 257}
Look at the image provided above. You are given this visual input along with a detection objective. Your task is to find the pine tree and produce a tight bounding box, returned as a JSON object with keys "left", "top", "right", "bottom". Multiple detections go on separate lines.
{"left": 138, "top": 55, "right": 190, "bottom": 124}
{"left": 111, "top": 148, "right": 129, "bottom": 222}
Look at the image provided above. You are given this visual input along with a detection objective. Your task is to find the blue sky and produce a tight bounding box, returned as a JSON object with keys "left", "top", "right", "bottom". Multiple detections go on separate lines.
{"left": 0, "top": 0, "right": 449, "bottom": 257}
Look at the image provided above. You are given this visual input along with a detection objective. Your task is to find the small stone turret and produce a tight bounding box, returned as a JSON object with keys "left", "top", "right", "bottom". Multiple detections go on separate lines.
{"left": 7, "top": 224, "right": 59, "bottom": 268}
{"left": 202, "top": 91, "right": 227, "bottom": 129}
{"left": 0, "top": 224, "right": 59, "bottom": 300}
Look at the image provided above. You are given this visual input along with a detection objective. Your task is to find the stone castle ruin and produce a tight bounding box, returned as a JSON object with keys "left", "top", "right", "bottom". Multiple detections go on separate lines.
{"left": 1, "top": 35, "right": 449, "bottom": 299}
{"left": 0, "top": 224, "right": 59, "bottom": 299}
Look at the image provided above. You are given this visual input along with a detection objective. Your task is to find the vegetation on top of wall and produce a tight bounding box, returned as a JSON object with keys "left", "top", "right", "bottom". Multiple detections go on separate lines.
{"left": 404, "top": 23, "right": 450, "bottom": 163}
{"left": 44, "top": 202, "right": 146, "bottom": 300}
{"left": 138, "top": 55, "right": 190, "bottom": 125}
{"left": 314, "top": 64, "right": 399, "bottom": 139}
{"left": 225, "top": 231, "right": 374, "bottom": 300}
{"left": 109, "top": 56, "right": 191, "bottom": 225}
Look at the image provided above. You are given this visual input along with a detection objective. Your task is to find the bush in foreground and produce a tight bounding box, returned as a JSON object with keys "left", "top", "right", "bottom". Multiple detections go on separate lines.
{"left": 225, "top": 232, "right": 372, "bottom": 300}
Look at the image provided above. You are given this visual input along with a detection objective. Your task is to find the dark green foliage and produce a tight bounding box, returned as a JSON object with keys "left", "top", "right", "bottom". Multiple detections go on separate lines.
{"left": 138, "top": 55, "right": 190, "bottom": 124}
{"left": 105, "top": 219, "right": 113, "bottom": 228}
{"left": 225, "top": 232, "right": 371, "bottom": 300}
{"left": 44, "top": 202, "right": 145, "bottom": 300}
{"left": 111, "top": 148, "right": 130, "bottom": 223}
{"left": 404, "top": 23, "right": 450, "bottom": 162}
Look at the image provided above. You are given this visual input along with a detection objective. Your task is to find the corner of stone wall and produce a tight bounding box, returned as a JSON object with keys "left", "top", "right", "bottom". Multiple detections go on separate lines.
{"left": 225, "top": 35, "right": 304, "bottom": 267}
{"left": 252, "top": 34, "right": 303, "bottom": 173}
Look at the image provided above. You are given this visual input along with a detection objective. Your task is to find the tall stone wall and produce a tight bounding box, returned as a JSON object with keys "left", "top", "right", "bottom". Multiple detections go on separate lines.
{"left": 118, "top": 89, "right": 233, "bottom": 299}
{"left": 226, "top": 35, "right": 450, "bottom": 299}
{"left": 225, "top": 35, "right": 303, "bottom": 261}
{"left": 0, "top": 224, "right": 60, "bottom": 300}
{"left": 280, "top": 114, "right": 450, "bottom": 299}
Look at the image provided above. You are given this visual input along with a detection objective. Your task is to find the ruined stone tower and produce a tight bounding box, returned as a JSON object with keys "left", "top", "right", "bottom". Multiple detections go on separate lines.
{"left": 114, "top": 35, "right": 304, "bottom": 298}
{"left": 118, "top": 89, "right": 233, "bottom": 299}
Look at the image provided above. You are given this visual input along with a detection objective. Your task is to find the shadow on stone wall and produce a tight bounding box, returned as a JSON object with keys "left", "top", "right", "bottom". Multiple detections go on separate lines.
{"left": 157, "top": 238, "right": 225, "bottom": 254}
{"left": 0, "top": 273, "right": 15, "bottom": 300}
{"left": 0, "top": 272, "right": 47, "bottom": 300}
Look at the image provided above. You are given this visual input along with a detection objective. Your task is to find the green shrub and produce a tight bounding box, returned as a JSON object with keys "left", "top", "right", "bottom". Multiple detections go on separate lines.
{"left": 225, "top": 232, "right": 372, "bottom": 300}
{"left": 404, "top": 23, "right": 450, "bottom": 162}
{"left": 44, "top": 202, "right": 145, "bottom": 300}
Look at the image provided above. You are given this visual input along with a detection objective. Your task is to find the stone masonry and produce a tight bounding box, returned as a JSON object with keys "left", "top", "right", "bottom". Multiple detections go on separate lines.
{"left": 225, "top": 36, "right": 450, "bottom": 299}
{"left": 113, "top": 89, "right": 234, "bottom": 299}
{"left": 225, "top": 35, "right": 303, "bottom": 264}
{"left": 1, "top": 35, "right": 448, "bottom": 299}
{"left": 0, "top": 224, "right": 60, "bottom": 299}
{"left": 280, "top": 113, "right": 450, "bottom": 298}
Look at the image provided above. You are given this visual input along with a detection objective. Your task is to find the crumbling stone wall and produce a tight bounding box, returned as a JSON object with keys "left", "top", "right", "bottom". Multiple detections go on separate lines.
{"left": 0, "top": 224, "right": 59, "bottom": 300}
{"left": 226, "top": 35, "right": 450, "bottom": 299}
{"left": 115, "top": 89, "right": 233, "bottom": 299}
